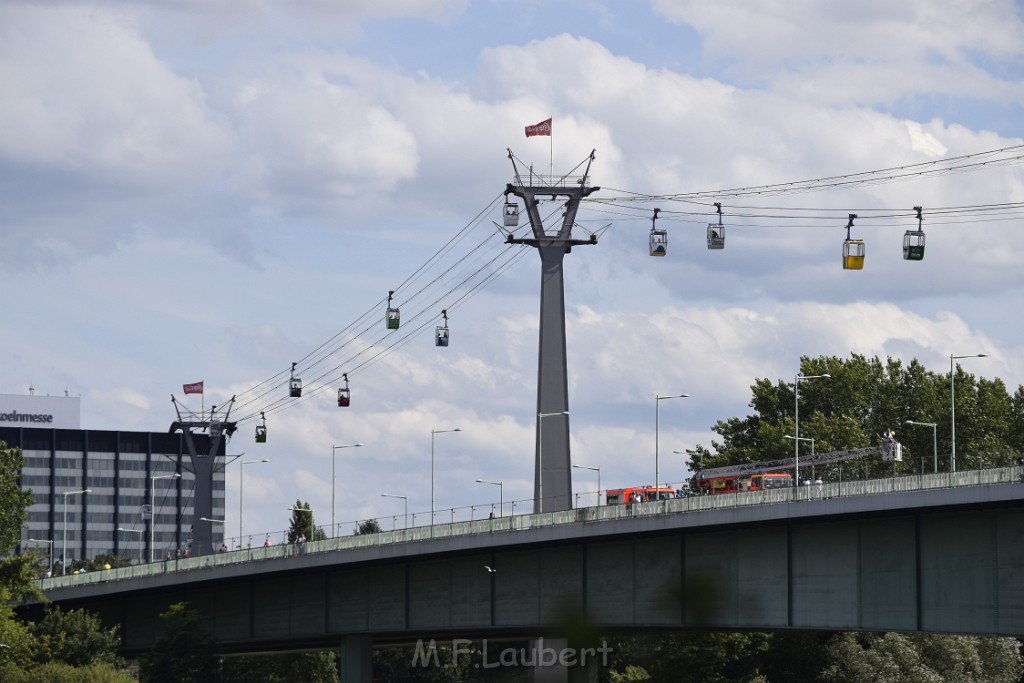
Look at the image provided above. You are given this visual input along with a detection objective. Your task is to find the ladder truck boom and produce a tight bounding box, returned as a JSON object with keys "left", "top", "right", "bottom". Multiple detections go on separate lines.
{"left": 697, "top": 446, "right": 884, "bottom": 479}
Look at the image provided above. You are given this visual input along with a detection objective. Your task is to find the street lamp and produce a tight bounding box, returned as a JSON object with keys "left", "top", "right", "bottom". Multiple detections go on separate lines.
{"left": 475, "top": 479, "right": 503, "bottom": 516}
{"left": 655, "top": 394, "right": 689, "bottom": 501}
{"left": 794, "top": 374, "right": 829, "bottom": 495}
{"left": 240, "top": 459, "right": 270, "bottom": 545}
{"left": 287, "top": 507, "right": 314, "bottom": 540}
{"left": 115, "top": 528, "right": 144, "bottom": 564}
{"left": 381, "top": 493, "right": 408, "bottom": 528}
{"left": 332, "top": 444, "right": 363, "bottom": 533}
{"left": 431, "top": 428, "right": 461, "bottom": 524}
{"left": 29, "top": 537, "right": 55, "bottom": 574}
{"left": 673, "top": 449, "right": 701, "bottom": 478}
{"left": 537, "top": 412, "right": 568, "bottom": 512}
{"left": 950, "top": 353, "right": 986, "bottom": 473}
{"left": 905, "top": 420, "right": 938, "bottom": 474}
{"left": 62, "top": 489, "right": 91, "bottom": 575}
{"left": 150, "top": 473, "right": 181, "bottom": 563}
{"left": 572, "top": 465, "right": 601, "bottom": 506}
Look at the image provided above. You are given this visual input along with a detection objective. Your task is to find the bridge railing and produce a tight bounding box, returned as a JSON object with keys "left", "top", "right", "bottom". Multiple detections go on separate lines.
{"left": 37, "top": 465, "right": 1023, "bottom": 590}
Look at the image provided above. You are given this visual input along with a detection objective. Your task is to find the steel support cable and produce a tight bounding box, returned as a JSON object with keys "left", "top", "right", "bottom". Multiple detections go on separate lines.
{"left": 229, "top": 194, "right": 505, "bottom": 408}
{"left": 235, "top": 201, "right": 564, "bottom": 420}
{"left": 236, "top": 248, "right": 526, "bottom": 423}
{"left": 588, "top": 144, "right": 1024, "bottom": 203}
{"left": 234, "top": 237, "right": 525, "bottom": 423}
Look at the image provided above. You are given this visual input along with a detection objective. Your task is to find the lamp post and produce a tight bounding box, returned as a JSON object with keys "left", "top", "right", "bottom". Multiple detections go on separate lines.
{"left": 794, "top": 374, "right": 829, "bottom": 495}
{"left": 149, "top": 473, "right": 181, "bottom": 563}
{"left": 115, "top": 528, "right": 144, "bottom": 564}
{"left": 538, "top": 412, "right": 568, "bottom": 512}
{"left": 784, "top": 435, "right": 814, "bottom": 479}
{"left": 61, "top": 489, "right": 91, "bottom": 575}
{"left": 655, "top": 394, "right": 689, "bottom": 501}
{"left": 475, "top": 479, "right": 503, "bottom": 516}
{"left": 905, "top": 420, "right": 938, "bottom": 474}
{"left": 950, "top": 353, "right": 986, "bottom": 473}
{"left": 572, "top": 465, "right": 601, "bottom": 506}
{"left": 29, "top": 537, "right": 55, "bottom": 574}
{"left": 240, "top": 459, "right": 270, "bottom": 546}
{"left": 381, "top": 494, "right": 408, "bottom": 528}
{"left": 431, "top": 428, "right": 461, "bottom": 524}
{"left": 332, "top": 444, "right": 363, "bottom": 533}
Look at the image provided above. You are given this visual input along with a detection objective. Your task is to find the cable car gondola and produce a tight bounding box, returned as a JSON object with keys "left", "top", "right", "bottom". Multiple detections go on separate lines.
{"left": 337, "top": 373, "right": 350, "bottom": 407}
{"left": 707, "top": 202, "right": 725, "bottom": 250}
{"left": 842, "top": 213, "right": 865, "bottom": 270}
{"left": 436, "top": 309, "right": 450, "bottom": 347}
{"left": 255, "top": 412, "right": 267, "bottom": 443}
{"left": 903, "top": 206, "right": 926, "bottom": 261}
{"left": 386, "top": 290, "right": 400, "bottom": 330}
{"left": 649, "top": 208, "right": 667, "bottom": 256}
{"left": 503, "top": 201, "right": 519, "bottom": 227}
{"left": 289, "top": 361, "right": 302, "bottom": 398}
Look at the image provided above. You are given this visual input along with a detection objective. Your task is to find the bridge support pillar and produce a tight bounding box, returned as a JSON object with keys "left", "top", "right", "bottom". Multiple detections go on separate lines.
{"left": 338, "top": 634, "right": 372, "bottom": 683}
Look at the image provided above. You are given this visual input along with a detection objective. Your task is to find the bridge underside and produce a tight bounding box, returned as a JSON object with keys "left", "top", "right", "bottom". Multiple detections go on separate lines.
{"left": 53, "top": 503, "right": 1024, "bottom": 656}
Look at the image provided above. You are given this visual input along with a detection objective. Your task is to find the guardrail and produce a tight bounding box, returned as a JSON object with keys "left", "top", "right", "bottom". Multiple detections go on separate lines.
{"left": 38, "top": 466, "right": 1023, "bottom": 591}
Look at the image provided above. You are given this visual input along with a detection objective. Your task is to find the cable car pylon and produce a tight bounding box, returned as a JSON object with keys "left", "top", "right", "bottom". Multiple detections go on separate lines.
{"left": 505, "top": 148, "right": 599, "bottom": 513}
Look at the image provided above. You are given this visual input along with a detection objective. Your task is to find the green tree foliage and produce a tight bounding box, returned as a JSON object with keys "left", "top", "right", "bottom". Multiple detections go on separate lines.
{"left": 222, "top": 651, "right": 339, "bottom": 683}
{"left": 355, "top": 518, "right": 382, "bottom": 535}
{"left": 0, "top": 661, "right": 135, "bottom": 683}
{"left": 821, "top": 632, "right": 1023, "bottom": 683}
{"left": 138, "top": 602, "right": 218, "bottom": 683}
{"left": 28, "top": 606, "right": 122, "bottom": 669}
{"left": 693, "top": 354, "right": 1024, "bottom": 479}
{"left": 287, "top": 500, "right": 325, "bottom": 543}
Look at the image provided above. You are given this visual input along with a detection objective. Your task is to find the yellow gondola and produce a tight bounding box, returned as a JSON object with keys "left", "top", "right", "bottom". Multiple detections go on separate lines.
{"left": 842, "top": 214, "right": 864, "bottom": 270}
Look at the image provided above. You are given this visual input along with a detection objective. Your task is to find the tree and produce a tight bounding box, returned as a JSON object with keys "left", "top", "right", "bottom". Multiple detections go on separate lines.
{"left": 138, "top": 602, "right": 218, "bottom": 683}
{"left": 28, "top": 606, "right": 123, "bottom": 669}
{"left": 696, "top": 354, "right": 1024, "bottom": 480}
{"left": 222, "top": 651, "right": 339, "bottom": 683}
{"left": 287, "top": 500, "right": 324, "bottom": 543}
{"left": 355, "top": 519, "right": 382, "bottom": 535}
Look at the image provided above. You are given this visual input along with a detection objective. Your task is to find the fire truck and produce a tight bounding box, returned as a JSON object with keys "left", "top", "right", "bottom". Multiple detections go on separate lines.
{"left": 606, "top": 485, "right": 678, "bottom": 504}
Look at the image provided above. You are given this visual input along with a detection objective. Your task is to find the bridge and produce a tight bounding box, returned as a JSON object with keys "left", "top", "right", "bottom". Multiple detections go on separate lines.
{"left": 28, "top": 467, "right": 1024, "bottom": 681}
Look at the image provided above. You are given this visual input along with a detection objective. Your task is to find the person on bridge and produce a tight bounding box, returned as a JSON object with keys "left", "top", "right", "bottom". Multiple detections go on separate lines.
{"left": 263, "top": 536, "right": 272, "bottom": 547}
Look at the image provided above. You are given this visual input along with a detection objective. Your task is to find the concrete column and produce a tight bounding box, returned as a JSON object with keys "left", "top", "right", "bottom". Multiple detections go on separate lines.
{"left": 338, "top": 634, "right": 372, "bottom": 683}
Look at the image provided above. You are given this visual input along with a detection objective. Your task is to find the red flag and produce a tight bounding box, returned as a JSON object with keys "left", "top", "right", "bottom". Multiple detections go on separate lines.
{"left": 524, "top": 118, "right": 552, "bottom": 137}
{"left": 183, "top": 381, "right": 204, "bottom": 395}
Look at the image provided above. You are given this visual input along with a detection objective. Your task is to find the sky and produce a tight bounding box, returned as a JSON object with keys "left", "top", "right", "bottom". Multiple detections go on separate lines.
{"left": 2, "top": 0, "right": 1023, "bottom": 544}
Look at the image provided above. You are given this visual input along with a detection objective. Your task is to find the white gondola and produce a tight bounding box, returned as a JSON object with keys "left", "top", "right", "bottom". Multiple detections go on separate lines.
{"left": 255, "top": 412, "right": 267, "bottom": 443}
{"left": 503, "top": 201, "right": 519, "bottom": 227}
{"left": 707, "top": 202, "right": 725, "bottom": 249}
{"left": 436, "top": 309, "right": 450, "bottom": 347}
{"left": 649, "top": 208, "right": 667, "bottom": 256}
{"left": 289, "top": 362, "right": 302, "bottom": 397}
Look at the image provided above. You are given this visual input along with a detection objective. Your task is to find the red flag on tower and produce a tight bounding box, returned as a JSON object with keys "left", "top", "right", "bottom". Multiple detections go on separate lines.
{"left": 524, "top": 118, "right": 552, "bottom": 137}
{"left": 183, "top": 381, "right": 204, "bottom": 395}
